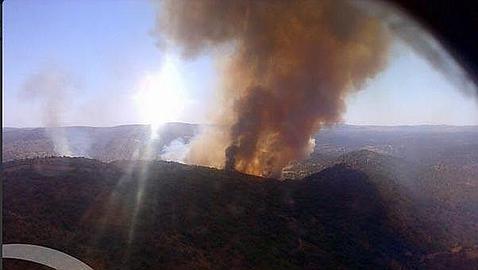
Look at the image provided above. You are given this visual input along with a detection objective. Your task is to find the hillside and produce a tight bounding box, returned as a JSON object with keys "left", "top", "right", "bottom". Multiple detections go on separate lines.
{"left": 1, "top": 157, "right": 415, "bottom": 269}
{"left": 2, "top": 123, "right": 197, "bottom": 162}
{"left": 288, "top": 149, "right": 478, "bottom": 247}
{"left": 3, "top": 124, "right": 478, "bottom": 269}
{"left": 4, "top": 157, "right": 478, "bottom": 269}
{"left": 4, "top": 124, "right": 478, "bottom": 167}
{"left": 282, "top": 125, "right": 478, "bottom": 182}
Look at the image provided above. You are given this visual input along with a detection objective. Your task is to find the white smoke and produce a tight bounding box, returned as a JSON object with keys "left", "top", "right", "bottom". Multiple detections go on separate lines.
{"left": 20, "top": 66, "right": 78, "bottom": 156}
{"left": 160, "top": 137, "right": 190, "bottom": 162}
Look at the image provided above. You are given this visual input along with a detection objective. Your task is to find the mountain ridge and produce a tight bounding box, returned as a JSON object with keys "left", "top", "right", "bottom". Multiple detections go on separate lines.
{"left": 4, "top": 156, "right": 478, "bottom": 269}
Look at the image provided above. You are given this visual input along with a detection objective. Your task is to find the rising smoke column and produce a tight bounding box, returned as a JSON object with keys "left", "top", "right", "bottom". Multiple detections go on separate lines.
{"left": 155, "top": 0, "right": 390, "bottom": 177}
{"left": 20, "top": 67, "right": 76, "bottom": 155}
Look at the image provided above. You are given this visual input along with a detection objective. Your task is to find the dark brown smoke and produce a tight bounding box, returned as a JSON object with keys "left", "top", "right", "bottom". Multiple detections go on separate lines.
{"left": 155, "top": 0, "right": 390, "bottom": 177}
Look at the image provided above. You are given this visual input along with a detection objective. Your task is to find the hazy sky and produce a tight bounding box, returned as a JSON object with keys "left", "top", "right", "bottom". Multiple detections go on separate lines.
{"left": 4, "top": 0, "right": 478, "bottom": 127}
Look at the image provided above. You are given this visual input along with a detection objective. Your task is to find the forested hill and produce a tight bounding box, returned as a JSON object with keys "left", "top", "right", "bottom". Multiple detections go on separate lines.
{"left": 4, "top": 157, "right": 478, "bottom": 269}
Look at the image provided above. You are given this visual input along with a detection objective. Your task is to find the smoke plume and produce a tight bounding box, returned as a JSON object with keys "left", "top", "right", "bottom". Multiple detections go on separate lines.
{"left": 155, "top": 0, "right": 390, "bottom": 177}
{"left": 20, "top": 67, "right": 77, "bottom": 155}
{"left": 160, "top": 137, "right": 189, "bottom": 162}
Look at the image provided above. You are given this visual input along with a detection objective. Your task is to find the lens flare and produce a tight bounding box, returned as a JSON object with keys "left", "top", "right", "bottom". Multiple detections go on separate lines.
{"left": 134, "top": 55, "right": 186, "bottom": 138}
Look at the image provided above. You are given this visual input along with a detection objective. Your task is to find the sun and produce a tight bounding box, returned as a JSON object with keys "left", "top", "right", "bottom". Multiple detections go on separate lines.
{"left": 134, "top": 56, "right": 186, "bottom": 138}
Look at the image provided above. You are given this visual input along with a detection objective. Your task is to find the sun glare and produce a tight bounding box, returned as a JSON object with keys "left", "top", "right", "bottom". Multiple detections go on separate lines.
{"left": 134, "top": 56, "right": 186, "bottom": 138}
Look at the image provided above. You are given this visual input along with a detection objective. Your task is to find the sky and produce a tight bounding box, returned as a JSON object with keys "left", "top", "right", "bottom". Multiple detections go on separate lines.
{"left": 3, "top": 0, "right": 478, "bottom": 128}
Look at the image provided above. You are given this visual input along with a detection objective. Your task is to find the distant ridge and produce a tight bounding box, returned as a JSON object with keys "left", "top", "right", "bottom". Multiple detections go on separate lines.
{"left": 3, "top": 123, "right": 478, "bottom": 163}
